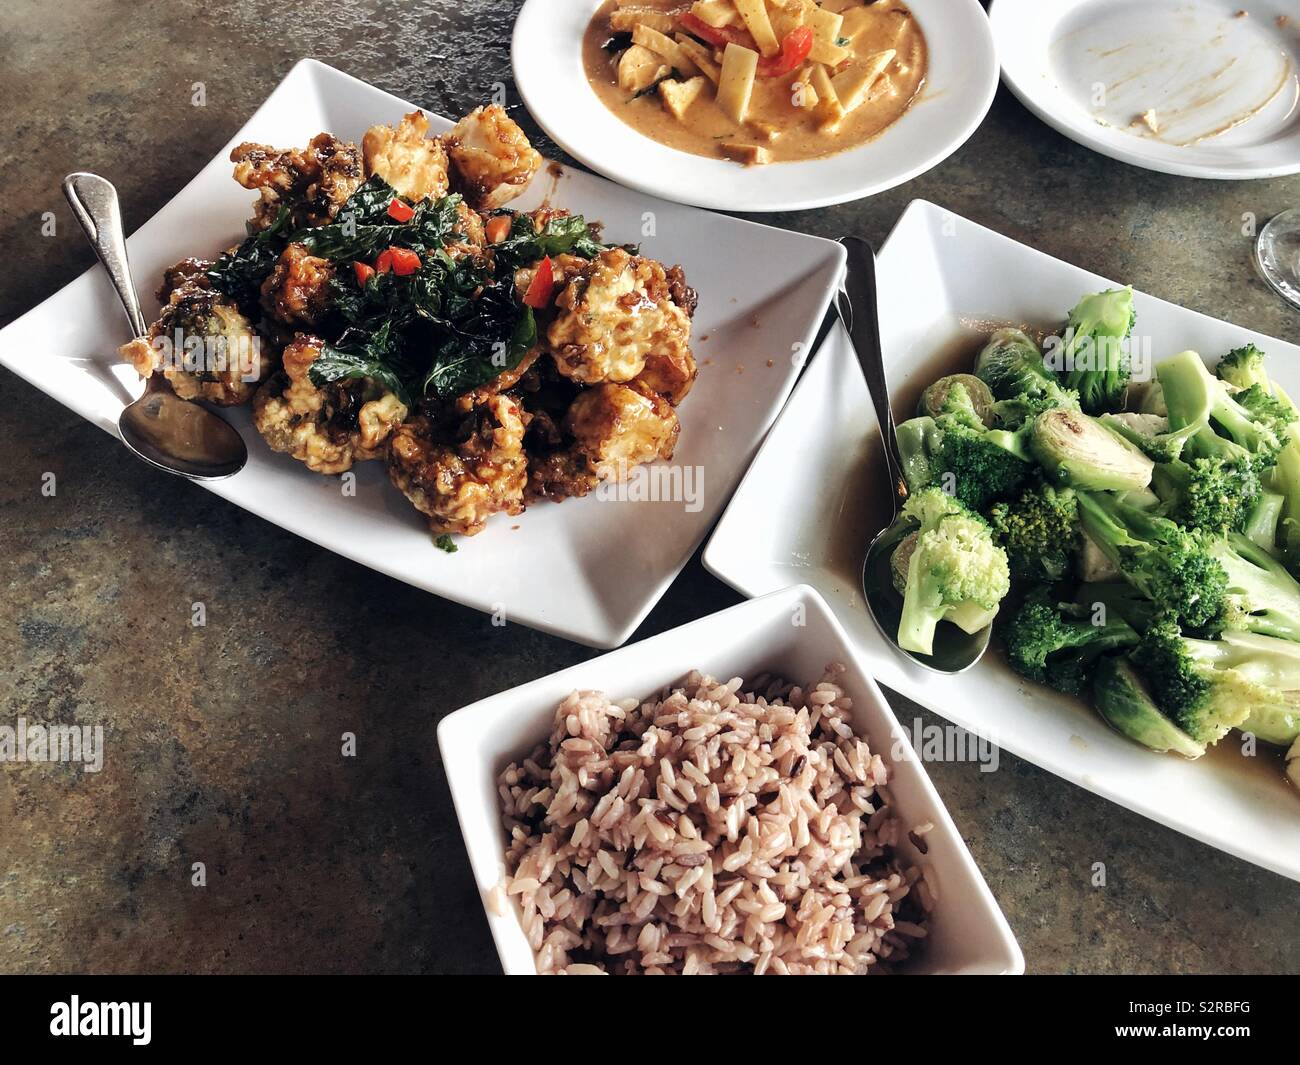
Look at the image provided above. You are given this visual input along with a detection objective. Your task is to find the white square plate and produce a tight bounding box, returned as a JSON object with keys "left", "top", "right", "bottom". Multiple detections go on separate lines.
{"left": 0, "top": 59, "right": 845, "bottom": 649}
{"left": 438, "top": 585, "right": 1023, "bottom": 975}
{"left": 704, "top": 201, "right": 1300, "bottom": 883}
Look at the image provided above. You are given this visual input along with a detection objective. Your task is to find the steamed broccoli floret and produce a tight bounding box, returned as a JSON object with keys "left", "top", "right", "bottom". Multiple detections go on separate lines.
{"left": 1074, "top": 581, "right": 1164, "bottom": 631}
{"left": 1158, "top": 350, "right": 1283, "bottom": 472}
{"left": 1216, "top": 344, "right": 1269, "bottom": 390}
{"left": 1076, "top": 490, "right": 1227, "bottom": 633}
{"left": 987, "top": 478, "right": 1079, "bottom": 581}
{"left": 989, "top": 388, "right": 1081, "bottom": 430}
{"left": 895, "top": 389, "right": 1033, "bottom": 511}
{"left": 1140, "top": 625, "right": 1300, "bottom": 744}
{"left": 1056, "top": 287, "right": 1136, "bottom": 414}
{"left": 896, "top": 488, "right": 1011, "bottom": 656}
{"left": 1001, "top": 585, "right": 1139, "bottom": 695}
{"left": 1151, "top": 455, "right": 1261, "bottom": 537}
{"left": 1101, "top": 411, "right": 1201, "bottom": 463}
{"left": 1205, "top": 532, "right": 1300, "bottom": 642}
{"left": 1243, "top": 491, "right": 1285, "bottom": 554}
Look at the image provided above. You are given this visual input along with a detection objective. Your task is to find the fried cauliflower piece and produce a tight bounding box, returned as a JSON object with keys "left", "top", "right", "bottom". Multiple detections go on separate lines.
{"left": 230, "top": 133, "right": 364, "bottom": 230}
{"left": 526, "top": 384, "right": 679, "bottom": 501}
{"left": 118, "top": 263, "right": 269, "bottom": 406}
{"left": 252, "top": 335, "right": 408, "bottom": 474}
{"left": 260, "top": 243, "right": 336, "bottom": 328}
{"left": 362, "top": 110, "right": 451, "bottom": 201}
{"left": 445, "top": 104, "right": 543, "bottom": 211}
{"left": 568, "top": 383, "right": 679, "bottom": 476}
{"left": 387, "top": 395, "right": 529, "bottom": 536}
{"left": 546, "top": 248, "right": 693, "bottom": 387}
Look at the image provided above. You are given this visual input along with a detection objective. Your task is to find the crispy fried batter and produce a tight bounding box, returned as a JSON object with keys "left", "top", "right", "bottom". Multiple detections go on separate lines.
{"left": 260, "top": 243, "right": 336, "bottom": 328}
{"left": 230, "top": 133, "right": 364, "bottom": 230}
{"left": 251, "top": 334, "right": 407, "bottom": 474}
{"left": 119, "top": 262, "right": 269, "bottom": 406}
{"left": 445, "top": 104, "right": 543, "bottom": 211}
{"left": 362, "top": 110, "right": 451, "bottom": 201}
{"left": 568, "top": 383, "right": 679, "bottom": 474}
{"left": 525, "top": 383, "right": 679, "bottom": 502}
{"left": 547, "top": 248, "right": 693, "bottom": 388}
{"left": 387, "top": 395, "right": 529, "bottom": 536}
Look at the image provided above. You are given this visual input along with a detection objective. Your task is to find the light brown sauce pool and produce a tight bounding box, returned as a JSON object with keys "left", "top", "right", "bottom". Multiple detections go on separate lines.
{"left": 582, "top": 0, "right": 927, "bottom": 164}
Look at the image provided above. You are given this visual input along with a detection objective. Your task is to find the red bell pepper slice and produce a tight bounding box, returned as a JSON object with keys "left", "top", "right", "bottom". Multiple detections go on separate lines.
{"left": 388, "top": 247, "right": 422, "bottom": 276}
{"left": 523, "top": 256, "right": 555, "bottom": 310}
{"left": 353, "top": 261, "right": 375, "bottom": 286}
{"left": 485, "top": 215, "right": 512, "bottom": 244}
{"left": 757, "top": 26, "right": 813, "bottom": 77}
{"left": 374, "top": 248, "right": 395, "bottom": 274}
{"left": 386, "top": 197, "right": 415, "bottom": 222}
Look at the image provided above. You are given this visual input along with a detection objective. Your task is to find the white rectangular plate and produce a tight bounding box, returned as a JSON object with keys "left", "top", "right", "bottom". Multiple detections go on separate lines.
{"left": 438, "top": 585, "right": 1023, "bottom": 975}
{"left": 0, "top": 59, "right": 845, "bottom": 649}
{"left": 704, "top": 201, "right": 1300, "bottom": 883}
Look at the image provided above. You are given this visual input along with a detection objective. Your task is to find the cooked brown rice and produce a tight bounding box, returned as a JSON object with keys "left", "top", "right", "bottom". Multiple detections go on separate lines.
{"left": 498, "top": 666, "right": 931, "bottom": 975}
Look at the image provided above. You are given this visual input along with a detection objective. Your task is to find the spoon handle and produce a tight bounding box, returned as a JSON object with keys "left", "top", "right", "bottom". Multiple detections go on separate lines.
{"left": 62, "top": 172, "right": 148, "bottom": 339}
{"left": 837, "top": 236, "right": 908, "bottom": 515}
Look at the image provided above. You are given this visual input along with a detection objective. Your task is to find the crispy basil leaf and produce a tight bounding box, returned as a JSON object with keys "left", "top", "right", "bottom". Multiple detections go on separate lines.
{"left": 338, "top": 174, "right": 402, "bottom": 225}
{"left": 491, "top": 213, "right": 609, "bottom": 271}
{"left": 205, "top": 207, "right": 292, "bottom": 309}
{"left": 294, "top": 192, "right": 466, "bottom": 261}
{"left": 309, "top": 320, "right": 412, "bottom": 407}
{"left": 423, "top": 285, "right": 537, "bottom": 399}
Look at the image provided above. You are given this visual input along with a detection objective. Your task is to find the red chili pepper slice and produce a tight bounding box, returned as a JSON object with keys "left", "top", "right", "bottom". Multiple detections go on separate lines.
{"left": 523, "top": 256, "right": 555, "bottom": 310}
{"left": 485, "top": 215, "right": 512, "bottom": 244}
{"left": 679, "top": 11, "right": 749, "bottom": 49}
{"left": 353, "top": 261, "right": 375, "bottom": 286}
{"left": 386, "top": 197, "right": 415, "bottom": 222}
{"left": 757, "top": 26, "right": 813, "bottom": 77}
{"left": 388, "top": 247, "right": 422, "bottom": 276}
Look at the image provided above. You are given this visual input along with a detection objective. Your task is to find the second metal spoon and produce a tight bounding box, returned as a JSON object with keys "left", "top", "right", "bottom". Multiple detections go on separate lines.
{"left": 63, "top": 172, "right": 248, "bottom": 480}
{"left": 837, "top": 236, "right": 991, "bottom": 674}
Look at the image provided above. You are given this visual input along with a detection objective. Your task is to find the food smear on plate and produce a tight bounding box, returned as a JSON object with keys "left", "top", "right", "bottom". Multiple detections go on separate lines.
{"left": 498, "top": 668, "right": 931, "bottom": 975}
{"left": 117, "top": 106, "right": 699, "bottom": 544}
{"left": 890, "top": 286, "right": 1300, "bottom": 791}
{"left": 1052, "top": 2, "right": 1300, "bottom": 148}
{"left": 582, "top": 0, "right": 927, "bottom": 165}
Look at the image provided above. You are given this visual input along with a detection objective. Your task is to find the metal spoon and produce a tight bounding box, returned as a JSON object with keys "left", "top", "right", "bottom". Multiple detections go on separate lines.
{"left": 837, "top": 236, "right": 991, "bottom": 674}
{"left": 62, "top": 172, "right": 248, "bottom": 480}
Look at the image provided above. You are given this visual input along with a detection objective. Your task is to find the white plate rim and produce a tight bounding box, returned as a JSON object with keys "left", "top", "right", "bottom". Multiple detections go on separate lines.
{"left": 510, "top": 0, "right": 1001, "bottom": 211}
{"left": 989, "top": 0, "right": 1300, "bottom": 181}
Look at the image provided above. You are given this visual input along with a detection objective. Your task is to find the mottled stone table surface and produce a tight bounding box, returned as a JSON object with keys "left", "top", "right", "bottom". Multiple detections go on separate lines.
{"left": 2, "top": 0, "right": 1298, "bottom": 974}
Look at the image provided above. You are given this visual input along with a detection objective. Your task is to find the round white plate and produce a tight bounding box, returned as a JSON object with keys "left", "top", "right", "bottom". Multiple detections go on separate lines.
{"left": 990, "top": 0, "right": 1300, "bottom": 180}
{"left": 511, "top": 0, "right": 999, "bottom": 211}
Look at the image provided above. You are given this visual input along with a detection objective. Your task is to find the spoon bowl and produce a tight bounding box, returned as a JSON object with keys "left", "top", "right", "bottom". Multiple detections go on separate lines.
{"left": 63, "top": 171, "right": 248, "bottom": 480}
{"left": 838, "top": 236, "right": 991, "bottom": 674}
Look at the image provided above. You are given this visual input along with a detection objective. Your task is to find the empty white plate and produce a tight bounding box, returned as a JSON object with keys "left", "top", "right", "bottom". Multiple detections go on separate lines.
{"left": 704, "top": 200, "right": 1300, "bottom": 882}
{"left": 512, "top": 0, "right": 999, "bottom": 211}
{"left": 991, "top": 0, "right": 1300, "bottom": 179}
{"left": 0, "top": 59, "right": 846, "bottom": 650}
{"left": 439, "top": 585, "right": 1024, "bottom": 975}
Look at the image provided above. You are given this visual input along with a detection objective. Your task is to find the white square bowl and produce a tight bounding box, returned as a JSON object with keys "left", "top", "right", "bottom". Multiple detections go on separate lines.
{"left": 0, "top": 59, "right": 846, "bottom": 649}
{"left": 703, "top": 200, "right": 1300, "bottom": 882}
{"left": 438, "top": 584, "right": 1023, "bottom": 975}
